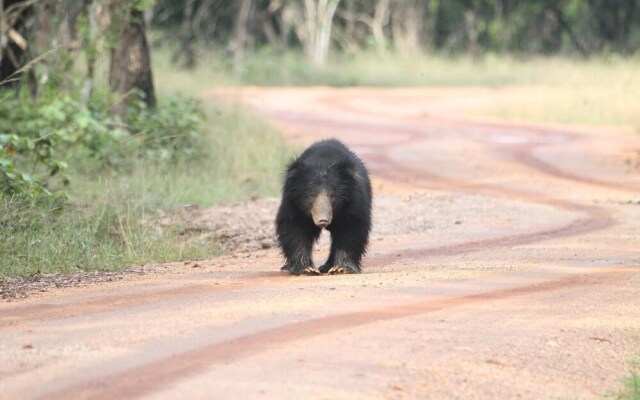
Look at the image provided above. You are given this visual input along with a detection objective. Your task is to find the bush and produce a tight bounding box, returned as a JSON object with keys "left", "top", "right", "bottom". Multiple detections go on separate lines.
{"left": 0, "top": 89, "right": 213, "bottom": 278}
{"left": 0, "top": 90, "right": 205, "bottom": 201}
{"left": 127, "top": 96, "right": 204, "bottom": 162}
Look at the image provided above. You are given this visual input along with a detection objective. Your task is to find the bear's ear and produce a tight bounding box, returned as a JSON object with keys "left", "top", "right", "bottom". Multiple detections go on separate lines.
{"left": 285, "top": 158, "right": 303, "bottom": 179}
{"left": 347, "top": 167, "right": 366, "bottom": 184}
{"left": 334, "top": 159, "right": 363, "bottom": 182}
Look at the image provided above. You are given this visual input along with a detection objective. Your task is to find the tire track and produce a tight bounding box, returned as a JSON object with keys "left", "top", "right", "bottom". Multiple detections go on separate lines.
{"left": 38, "top": 266, "right": 638, "bottom": 400}
{"left": 318, "top": 93, "right": 640, "bottom": 193}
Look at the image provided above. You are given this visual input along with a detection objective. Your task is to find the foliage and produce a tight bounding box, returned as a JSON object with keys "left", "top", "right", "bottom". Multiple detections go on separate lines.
{"left": 126, "top": 95, "right": 204, "bottom": 163}
{"left": 0, "top": 90, "right": 204, "bottom": 201}
{"left": 0, "top": 139, "right": 63, "bottom": 200}
{"left": 151, "top": 0, "right": 640, "bottom": 67}
{"left": 72, "top": 101, "right": 295, "bottom": 209}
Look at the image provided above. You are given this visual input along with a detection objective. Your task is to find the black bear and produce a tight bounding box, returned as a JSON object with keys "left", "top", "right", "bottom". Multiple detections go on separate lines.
{"left": 276, "top": 139, "right": 372, "bottom": 275}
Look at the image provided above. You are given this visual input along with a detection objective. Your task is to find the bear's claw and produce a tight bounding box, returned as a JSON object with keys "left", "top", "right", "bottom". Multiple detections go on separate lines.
{"left": 327, "top": 264, "right": 361, "bottom": 274}
{"left": 303, "top": 266, "right": 321, "bottom": 276}
{"left": 328, "top": 265, "right": 348, "bottom": 275}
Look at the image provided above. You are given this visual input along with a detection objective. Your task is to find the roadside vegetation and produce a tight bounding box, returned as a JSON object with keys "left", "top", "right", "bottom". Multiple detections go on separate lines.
{"left": 0, "top": 87, "right": 291, "bottom": 278}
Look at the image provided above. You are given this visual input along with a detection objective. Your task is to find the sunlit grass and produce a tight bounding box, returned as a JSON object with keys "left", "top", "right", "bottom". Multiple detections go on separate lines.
{"left": 471, "top": 83, "right": 640, "bottom": 131}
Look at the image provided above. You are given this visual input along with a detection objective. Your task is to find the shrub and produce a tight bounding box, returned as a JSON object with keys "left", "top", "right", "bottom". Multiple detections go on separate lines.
{"left": 0, "top": 90, "right": 205, "bottom": 201}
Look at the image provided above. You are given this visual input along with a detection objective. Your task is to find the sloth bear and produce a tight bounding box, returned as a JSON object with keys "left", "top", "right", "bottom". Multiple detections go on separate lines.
{"left": 276, "top": 139, "right": 372, "bottom": 275}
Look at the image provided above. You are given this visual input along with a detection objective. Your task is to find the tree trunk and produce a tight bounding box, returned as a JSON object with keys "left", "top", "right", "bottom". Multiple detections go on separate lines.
{"left": 621, "top": 0, "right": 636, "bottom": 52}
{"left": 391, "top": 0, "right": 426, "bottom": 55}
{"left": 372, "top": 0, "right": 390, "bottom": 54}
{"left": 109, "top": 6, "right": 156, "bottom": 116}
{"left": 281, "top": 0, "right": 341, "bottom": 65}
{"left": 177, "top": 0, "right": 196, "bottom": 69}
{"left": 0, "top": 0, "right": 34, "bottom": 88}
{"left": 82, "top": 0, "right": 99, "bottom": 104}
{"left": 300, "top": 0, "right": 341, "bottom": 66}
{"left": 433, "top": 0, "right": 447, "bottom": 49}
{"left": 233, "top": 0, "right": 253, "bottom": 76}
{"left": 541, "top": 7, "right": 561, "bottom": 53}
{"left": 498, "top": 0, "right": 512, "bottom": 52}
{"left": 463, "top": 2, "right": 479, "bottom": 56}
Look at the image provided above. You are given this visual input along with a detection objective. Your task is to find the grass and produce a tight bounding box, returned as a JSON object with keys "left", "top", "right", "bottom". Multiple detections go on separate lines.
{"left": 0, "top": 195, "right": 213, "bottom": 277}
{"left": 470, "top": 75, "right": 640, "bottom": 130}
{"left": 1, "top": 98, "right": 293, "bottom": 279}
{"left": 613, "top": 359, "right": 640, "bottom": 400}
{"left": 153, "top": 47, "right": 640, "bottom": 131}
{"left": 153, "top": 47, "right": 640, "bottom": 87}
{"left": 71, "top": 102, "right": 293, "bottom": 208}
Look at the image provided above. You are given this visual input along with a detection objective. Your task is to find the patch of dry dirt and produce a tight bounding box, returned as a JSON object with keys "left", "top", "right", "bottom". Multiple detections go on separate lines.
{"left": 0, "top": 269, "right": 148, "bottom": 301}
{"left": 165, "top": 191, "right": 571, "bottom": 251}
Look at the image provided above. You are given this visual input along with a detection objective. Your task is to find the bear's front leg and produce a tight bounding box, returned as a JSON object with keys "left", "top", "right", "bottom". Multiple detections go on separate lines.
{"left": 326, "top": 250, "right": 362, "bottom": 274}
{"left": 323, "top": 225, "right": 368, "bottom": 274}
{"left": 276, "top": 219, "right": 321, "bottom": 276}
{"left": 282, "top": 240, "right": 318, "bottom": 275}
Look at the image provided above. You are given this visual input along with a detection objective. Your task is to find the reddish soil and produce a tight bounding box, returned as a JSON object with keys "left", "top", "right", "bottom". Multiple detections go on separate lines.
{"left": 1, "top": 88, "right": 639, "bottom": 400}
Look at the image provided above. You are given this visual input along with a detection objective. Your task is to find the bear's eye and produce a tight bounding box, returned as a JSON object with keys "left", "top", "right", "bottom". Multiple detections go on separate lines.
{"left": 329, "top": 194, "right": 335, "bottom": 201}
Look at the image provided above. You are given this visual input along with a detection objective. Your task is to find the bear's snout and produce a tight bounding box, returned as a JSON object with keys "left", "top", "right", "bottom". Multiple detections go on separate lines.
{"left": 311, "top": 192, "right": 332, "bottom": 228}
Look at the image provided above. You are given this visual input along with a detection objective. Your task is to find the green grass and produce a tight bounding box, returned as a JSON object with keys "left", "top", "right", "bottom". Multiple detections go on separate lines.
{"left": 0, "top": 195, "right": 213, "bottom": 277}
{"left": 619, "top": 372, "right": 640, "bottom": 400}
{"left": 613, "top": 362, "right": 640, "bottom": 400}
{"left": 613, "top": 360, "right": 640, "bottom": 400}
{"left": 1, "top": 99, "right": 293, "bottom": 278}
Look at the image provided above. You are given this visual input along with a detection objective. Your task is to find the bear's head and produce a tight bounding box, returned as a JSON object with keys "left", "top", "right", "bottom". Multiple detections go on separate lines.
{"left": 284, "top": 157, "right": 360, "bottom": 229}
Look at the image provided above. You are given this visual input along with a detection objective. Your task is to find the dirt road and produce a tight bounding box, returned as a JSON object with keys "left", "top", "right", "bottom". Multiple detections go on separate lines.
{"left": 2, "top": 88, "right": 639, "bottom": 399}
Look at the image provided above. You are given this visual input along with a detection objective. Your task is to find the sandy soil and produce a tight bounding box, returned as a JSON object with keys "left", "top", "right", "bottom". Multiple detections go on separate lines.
{"left": 1, "top": 87, "right": 639, "bottom": 400}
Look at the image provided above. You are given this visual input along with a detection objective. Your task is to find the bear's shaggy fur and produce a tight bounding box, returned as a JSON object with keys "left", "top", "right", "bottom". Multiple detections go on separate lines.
{"left": 276, "top": 139, "right": 372, "bottom": 275}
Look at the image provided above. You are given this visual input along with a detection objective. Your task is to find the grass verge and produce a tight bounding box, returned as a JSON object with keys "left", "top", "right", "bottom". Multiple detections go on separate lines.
{"left": 1, "top": 101, "right": 293, "bottom": 279}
